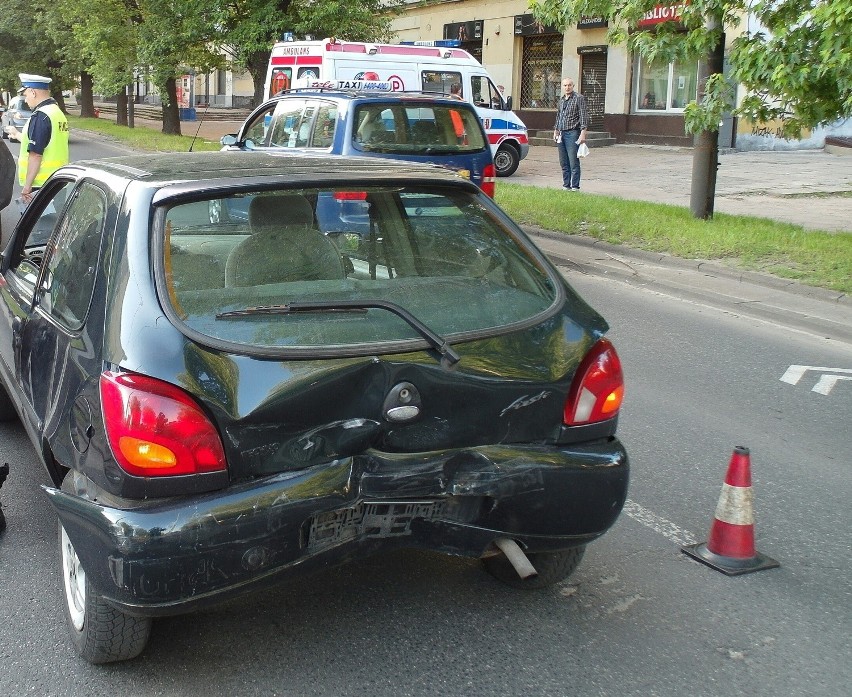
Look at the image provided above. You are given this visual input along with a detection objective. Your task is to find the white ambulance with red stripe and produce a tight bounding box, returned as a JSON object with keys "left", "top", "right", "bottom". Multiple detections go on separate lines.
{"left": 265, "top": 37, "right": 529, "bottom": 177}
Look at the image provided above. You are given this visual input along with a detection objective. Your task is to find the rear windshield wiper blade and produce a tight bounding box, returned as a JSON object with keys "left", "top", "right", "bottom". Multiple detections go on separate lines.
{"left": 217, "top": 304, "right": 367, "bottom": 317}
{"left": 217, "top": 301, "right": 460, "bottom": 366}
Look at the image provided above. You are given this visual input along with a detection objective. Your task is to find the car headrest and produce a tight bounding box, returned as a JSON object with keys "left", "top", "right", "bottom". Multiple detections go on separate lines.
{"left": 248, "top": 194, "right": 314, "bottom": 231}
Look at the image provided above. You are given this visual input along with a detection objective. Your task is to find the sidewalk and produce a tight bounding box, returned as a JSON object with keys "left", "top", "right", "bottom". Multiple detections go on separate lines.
{"left": 513, "top": 143, "right": 852, "bottom": 234}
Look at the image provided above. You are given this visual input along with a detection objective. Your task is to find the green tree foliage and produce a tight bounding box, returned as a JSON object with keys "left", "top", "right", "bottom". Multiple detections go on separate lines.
{"left": 57, "top": 0, "right": 138, "bottom": 98}
{"left": 216, "top": 0, "right": 404, "bottom": 106}
{"left": 0, "top": 0, "right": 62, "bottom": 101}
{"left": 530, "top": 0, "right": 852, "bottom": 137}
{"left": 730, "top": 1, "right": 852, "bottom": 138}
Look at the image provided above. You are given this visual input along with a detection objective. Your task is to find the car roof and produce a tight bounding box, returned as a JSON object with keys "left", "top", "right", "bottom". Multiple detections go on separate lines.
{"left": 66, "top": 151, "right": 479, "bottom": 189}
{"left": 268, "top": 89, "right": 476, "bottom": 108}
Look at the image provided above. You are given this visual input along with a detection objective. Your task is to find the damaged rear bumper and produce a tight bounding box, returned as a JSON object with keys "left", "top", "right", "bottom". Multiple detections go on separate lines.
{"left": 44, "top": 440, "right": 628, "bottom": 615}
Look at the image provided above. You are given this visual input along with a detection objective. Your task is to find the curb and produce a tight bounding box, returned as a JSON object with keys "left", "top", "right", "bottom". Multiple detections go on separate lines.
{"left": 523, "top": 225, "right": 850, "bottom": 305}
{"left": 522, "top": 225, "right": 852, "bottom": 344}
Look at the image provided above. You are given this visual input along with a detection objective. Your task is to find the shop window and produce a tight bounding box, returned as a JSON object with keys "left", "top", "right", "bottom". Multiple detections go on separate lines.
{"left": 519, "top": 35, "right": 563, "bottom": 110}
{"left": 635, "top": 55, "right": 698, "bottom": 112}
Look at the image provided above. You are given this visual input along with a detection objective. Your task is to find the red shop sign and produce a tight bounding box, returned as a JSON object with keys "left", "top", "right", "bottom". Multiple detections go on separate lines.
{"left": 637, "top": 3, "right": 686, "bottom": 27}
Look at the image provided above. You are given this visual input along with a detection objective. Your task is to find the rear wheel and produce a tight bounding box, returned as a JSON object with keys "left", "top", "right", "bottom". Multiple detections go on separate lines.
{"left": 494, "top": 143, "right": 520, "bottom": 177}
{"left": 59, "top": 476, "right": 152, "bottom": 663}
{"left": 482, "top": 545, "right": 585, "bottom": 589}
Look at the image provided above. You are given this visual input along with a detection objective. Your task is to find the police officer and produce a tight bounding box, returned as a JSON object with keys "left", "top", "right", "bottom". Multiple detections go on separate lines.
{"left": 3, "top": 73, "right": 70, "bottom": 205}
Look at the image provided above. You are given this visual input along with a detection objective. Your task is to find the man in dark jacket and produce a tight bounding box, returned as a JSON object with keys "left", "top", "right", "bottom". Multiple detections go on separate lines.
{"left": 552, "top": 77, "right": 589, "bottom": 191}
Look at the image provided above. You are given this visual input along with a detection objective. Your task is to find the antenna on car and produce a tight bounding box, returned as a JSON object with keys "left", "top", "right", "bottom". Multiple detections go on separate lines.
{"left": 188, "top": 101, "right": 211, "bottom": 152}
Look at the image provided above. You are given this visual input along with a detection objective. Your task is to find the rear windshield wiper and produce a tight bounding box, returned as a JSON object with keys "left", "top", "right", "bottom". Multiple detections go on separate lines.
{"left": 217, "top": 300, "right": 460, "bottom": 366}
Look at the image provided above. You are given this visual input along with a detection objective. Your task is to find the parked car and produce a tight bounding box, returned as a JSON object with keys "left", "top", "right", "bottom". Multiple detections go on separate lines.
{"left": 0, "top": 151, "right": 628, "bottom": 664}
{"left": 1, "top": 95, "right": 33, "bottom": 141}
{"left": 222, "top": 88, "right": 497, "bottom": 196}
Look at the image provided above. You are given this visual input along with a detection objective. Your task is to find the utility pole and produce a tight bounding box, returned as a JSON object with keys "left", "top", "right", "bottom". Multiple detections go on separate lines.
{"left": 690, "top": 13, "right": 726, "bottom": 219}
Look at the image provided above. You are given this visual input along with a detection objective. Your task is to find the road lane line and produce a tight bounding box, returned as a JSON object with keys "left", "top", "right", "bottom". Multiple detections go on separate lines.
{"left": 622, "top": 498, "right": 698, "bottom": 546}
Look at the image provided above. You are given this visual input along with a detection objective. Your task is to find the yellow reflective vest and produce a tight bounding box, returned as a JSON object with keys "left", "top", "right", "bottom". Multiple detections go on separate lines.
{"left": 19, "top": 102, "right": 70, "bottom": 187}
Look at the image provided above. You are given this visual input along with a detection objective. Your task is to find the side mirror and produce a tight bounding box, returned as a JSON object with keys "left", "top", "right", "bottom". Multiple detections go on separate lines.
{"left": 220, "top": 134, "right": 238, "bottom": 147}
{"left": 505, "top": 96, "right": 512, "bottom": 111}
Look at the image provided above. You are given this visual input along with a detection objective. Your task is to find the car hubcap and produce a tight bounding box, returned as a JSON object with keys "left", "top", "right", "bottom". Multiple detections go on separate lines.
{"left": 61, "top": 526, "right": 86, "bottom": 631}
{"left": 495, "top": 151, "right": 512, "bottom": 172}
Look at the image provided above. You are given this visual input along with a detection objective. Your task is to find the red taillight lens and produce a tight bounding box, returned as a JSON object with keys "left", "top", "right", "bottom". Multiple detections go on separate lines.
{"left": 333, "top": 191, "right": 368, "bottom": 200}
{"left": 564, "top": 338, "right": 624, "bottom": 426}
{"left": 481, "top": 163, "right": 496, "bottom": 198}
{"left": 100, "top": 371, "right": 227, "bottom": 477}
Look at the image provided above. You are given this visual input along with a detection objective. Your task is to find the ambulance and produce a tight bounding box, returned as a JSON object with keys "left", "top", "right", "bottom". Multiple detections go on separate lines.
{"left": 265, "top": 37, "right": 529, "bottom": 177}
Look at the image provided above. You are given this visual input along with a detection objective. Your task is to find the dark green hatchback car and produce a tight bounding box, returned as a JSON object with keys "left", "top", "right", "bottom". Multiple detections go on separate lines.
{"left": 0, "top": 151, "right": 628, "bottom": 663}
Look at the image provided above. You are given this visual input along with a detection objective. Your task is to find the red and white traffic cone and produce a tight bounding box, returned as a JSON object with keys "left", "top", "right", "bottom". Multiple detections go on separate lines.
{"left": 682, "top": 446, "right": 779, "bottom": 575}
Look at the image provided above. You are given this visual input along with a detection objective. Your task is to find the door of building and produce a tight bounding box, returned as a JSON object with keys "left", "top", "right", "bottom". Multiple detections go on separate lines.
{"left": 580, "top": 51, "right": 607, "bottom": 131}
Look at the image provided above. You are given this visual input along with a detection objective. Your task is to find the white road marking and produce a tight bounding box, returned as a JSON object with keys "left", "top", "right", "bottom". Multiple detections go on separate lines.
{"left": 780, "top": 365, "right": 852, "bottom": 395}
{"left": 621, "top": 498, "right": 698, "bottom": 546}
{"left": 812, "top": 374, "right": 852, "bottom": 395}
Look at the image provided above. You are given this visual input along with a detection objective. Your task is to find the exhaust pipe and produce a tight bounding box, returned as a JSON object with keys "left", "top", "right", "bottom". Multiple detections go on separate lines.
{"left": 494, "top": 538, "right": 538, "bottom": 580}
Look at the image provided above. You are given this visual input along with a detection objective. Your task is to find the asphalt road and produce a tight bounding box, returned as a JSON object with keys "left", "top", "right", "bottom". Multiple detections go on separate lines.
{"left": 0, "top": 135, "right": 850, "bottom": 696}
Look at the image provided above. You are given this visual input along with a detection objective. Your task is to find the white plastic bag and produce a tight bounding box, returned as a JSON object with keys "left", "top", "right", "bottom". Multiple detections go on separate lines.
{"left": 577, "top": 142, "right": 590, "bottom": 158}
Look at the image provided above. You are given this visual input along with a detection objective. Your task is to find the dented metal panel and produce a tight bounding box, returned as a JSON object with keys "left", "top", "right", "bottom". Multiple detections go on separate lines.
{"left": 45, "top": 440, "right": 627, "bottom": 615}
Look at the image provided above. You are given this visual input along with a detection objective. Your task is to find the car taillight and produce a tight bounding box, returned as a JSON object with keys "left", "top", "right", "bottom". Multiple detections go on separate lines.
{"left": 481, "top": 163, "right": 496, "bottom": 198}
{"left": 564, "top": 338, "right": 624, "bottom": 426}
{"left": 100, "top": 371, "right": 227, "bottom": 477}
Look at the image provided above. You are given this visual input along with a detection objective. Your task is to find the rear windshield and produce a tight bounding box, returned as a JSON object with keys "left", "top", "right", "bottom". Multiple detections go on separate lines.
{"left": 160, "top": 186, "right": 557, "bottom": 353}
{"left": 353, "top": 103, "right": 487, "bottom": 154}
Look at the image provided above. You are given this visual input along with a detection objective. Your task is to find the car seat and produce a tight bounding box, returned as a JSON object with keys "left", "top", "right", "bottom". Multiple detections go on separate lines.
{"left": 225, "top": 193, "right": 345, "bottom": 287}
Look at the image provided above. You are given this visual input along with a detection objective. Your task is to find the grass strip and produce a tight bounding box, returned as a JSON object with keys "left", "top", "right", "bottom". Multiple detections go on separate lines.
{"left": 68, "top": 115, "right": 221, "bottom": 152}
{"left": 496, "top": 183, "right": 851, "bottom": 293}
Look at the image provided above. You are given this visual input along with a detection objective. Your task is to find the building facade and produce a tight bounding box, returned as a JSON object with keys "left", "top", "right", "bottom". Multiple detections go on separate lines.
{"left": 390, "top": 0, "right": 850, "bottom": 150}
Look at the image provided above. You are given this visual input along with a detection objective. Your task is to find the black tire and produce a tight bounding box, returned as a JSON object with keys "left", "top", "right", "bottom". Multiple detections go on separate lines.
{"left": 0, "top": 382, "right": 17, "bottom": 422}
{"left": 494, "top": 143, "right": 520, "bottom": 177}
{"left": 482, "top": 545, "right": 585, "bottom": 589}
{"left": 59, "top": 476, "right": 152, "bottom": 663}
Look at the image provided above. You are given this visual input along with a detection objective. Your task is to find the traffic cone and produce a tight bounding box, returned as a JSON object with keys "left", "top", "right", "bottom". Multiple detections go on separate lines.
{"left": 682, "top": 446, "right": 779, "bottom": 575}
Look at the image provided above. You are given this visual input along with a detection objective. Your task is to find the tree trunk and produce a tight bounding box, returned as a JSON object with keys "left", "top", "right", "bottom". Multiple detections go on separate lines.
{"left": 162, "top": 78, "right": 181, "bottom": 135}
{"left": 689, "top": 19, "right": 725, "bottom": 220}
{"left": 115, "top": 92, "right": 128, "bottom": 127}
{"left": 249, "top": 50, "right": 269, "bottom": 108}
{"left": 79, "top": 72, "right": 96, "bottom": 118}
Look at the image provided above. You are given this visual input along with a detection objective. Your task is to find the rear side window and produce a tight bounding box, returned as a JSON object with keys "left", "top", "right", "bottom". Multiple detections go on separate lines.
{"left": 421, "top": 71, "right": 462, "bottom": 96}
{"left": 161, "top": 186, "right": 556, "bottom": 352}
{"left": 268, "top": 99, "right": 309, "bottom": 147}
{"left": 353, "top": 103, "right": 487, "bottom": 154}
{"left": 242, "top": 99, "right": 337, "bottom": 150}
{"left": 39, "top": 183, "right": 107, "bottom": 329}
